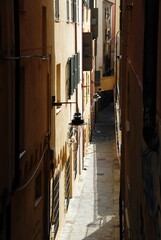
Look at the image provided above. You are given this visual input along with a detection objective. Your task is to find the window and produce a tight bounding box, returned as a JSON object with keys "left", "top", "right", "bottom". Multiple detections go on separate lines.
{"left": 69, "top": 57, "right": 74, "bottom": 96}
{"left": 55, "top": 0, "right": 59, "bottom": 20}
{"left": 91, "top": 8, "right": 98, "bottom": 39}
{"left": 68, "top": 53, "right": 80, "bottom": 98}
{"left": 95, "top": 71, "right": 101, "bottom": 86}
{"left": 83, "top": 32, "right": 93, "bottom": 71}
{"left": 71, "top": 0, "right": 74, "bottom": 22}
{"left": 66, "top": 0, "right": 70, "bottom": 22}
{"left": 77, "top": 52, "right": 80, "bottom": 83}
{"left": 66, "top": 60, "right": 70, "bottom": 100}
{"left": 74, "top": 0, "right": 77, "bottom": 23}
{"left": 77, "top": 0, "right": 79, "bottom": 23}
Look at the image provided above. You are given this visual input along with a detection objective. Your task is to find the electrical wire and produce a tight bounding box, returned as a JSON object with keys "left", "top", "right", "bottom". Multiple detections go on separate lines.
{"left": 17, "top": 144, "right": 48, "bottom": 191}
{"left": 2, "top": 54, "right": 51, "bottom": 61}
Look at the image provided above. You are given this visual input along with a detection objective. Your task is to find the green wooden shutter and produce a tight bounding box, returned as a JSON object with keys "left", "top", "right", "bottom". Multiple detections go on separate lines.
{"left": 91, "top": 8, "right": 98, "bottom": 39}
{"left": 68, "top": 57, "right": 75, "bottom": 97}
{"left": 90, "top": 0, "right": 94, "bottom": 8}
{"left": 71, "top": 0, "right": 74, "bottom": 22}
{"left": 66, "top": 0, "right": 69, "bottom": 22}
{"left": 74, "top": 0, "right": 77, "bottom": 23}
{"left": 77, "top": 0, "right": 79, "bottom": 23}
{"left": 55, "top": 0, "right": 59, "bottom": 20}
{"left": 71, "top": 56, "right": 75, "bottom": 94}
{"left": 85, "top": 0, "right": 90, "bottom": 8}
{"left": 77, "top": 52, "right": 80, "bottom": 83}
{"left": 83, "top": 32, "right": 92, "bottom": 71}
{"left": 68, "top": 58, "right": 72, "bottom": 97}
{"left": 74, "top": 54, "right": 78, "bottom": 86}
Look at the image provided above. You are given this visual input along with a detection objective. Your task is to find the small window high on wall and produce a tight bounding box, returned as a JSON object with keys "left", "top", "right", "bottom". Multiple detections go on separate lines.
{"left": 66, "top": 0, "right": 70, "bottom": 22}
{"left": 55, "top": 0, "right": 59, "bottom": 20}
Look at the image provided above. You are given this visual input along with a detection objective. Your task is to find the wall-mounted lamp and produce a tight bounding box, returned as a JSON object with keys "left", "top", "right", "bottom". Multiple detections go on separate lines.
{"left": 52, "top": 96, "right": 76, "bottom": 106}
{"left": 93, "top": 93, "right": 101, "bottom": 102}
{"left": 69, "top": 112, "right": 87, "bottom": 126}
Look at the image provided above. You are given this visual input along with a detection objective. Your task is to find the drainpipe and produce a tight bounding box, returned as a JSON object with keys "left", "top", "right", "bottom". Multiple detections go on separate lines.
{"left": 14, "top": 0, "right": 20, "bottom": 188}
{"left": 143, "top": 0, "right": 159, "bottom": 152}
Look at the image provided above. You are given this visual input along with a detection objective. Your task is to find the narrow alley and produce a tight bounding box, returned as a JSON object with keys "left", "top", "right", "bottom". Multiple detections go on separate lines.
{"left": 57, "top": 103, "right": 120, "bottom": 240}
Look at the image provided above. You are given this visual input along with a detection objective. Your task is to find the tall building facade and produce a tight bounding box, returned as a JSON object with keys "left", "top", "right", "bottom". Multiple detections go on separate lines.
{"left": 0, "top": 0, "right": 98, "bottom": 239}
{"left": 116, "top": 0, "right": 161, "bottom": 239}
{"left": 0, "top": 0, "right": 54, "bottom": 239}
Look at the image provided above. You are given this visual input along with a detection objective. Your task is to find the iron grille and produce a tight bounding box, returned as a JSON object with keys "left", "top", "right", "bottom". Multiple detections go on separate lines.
{"left": 53, "top": 173, "right": 59, "bottom": 238}
{"left": 65, "top": 158, "right": 70, "bottom": 211}
{"left": 73, "top": 145, "right": 78, "bottom": 179}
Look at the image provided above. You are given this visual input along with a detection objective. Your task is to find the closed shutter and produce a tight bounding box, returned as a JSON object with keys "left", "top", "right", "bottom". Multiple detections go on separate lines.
{"left": 55, "top": 0, "right": 59, "bottom": 20}
{"left": 68, "top": 58, "right": 72, "bottom": 97}
{"left": 74, "top": 54, "right": 78, "bottom": 86}
{"left": 77, "top": 52, "right": 80, "bottom": 83}
{"left": 66, "top": 0, "right": 69, "bottom": 22}
{"left": 83, "top": 32, "right": 92, "bottom": 71}
{"left": 71, "top": 0, "right": 74, "bottom": 22}
{"left": 74, "top": 0, "right": 77, "bottom": 23}
{"left": 91, "top": 8, "right": 98, "bottom": 39}
{"left": 95, "top": 71, "right": 100, "bottom": 86}
{"left": 90, "top": 0, "right": 94, "bottom": 8}
{"left": 70, "top": 57, "right": 75, "bottom": 95}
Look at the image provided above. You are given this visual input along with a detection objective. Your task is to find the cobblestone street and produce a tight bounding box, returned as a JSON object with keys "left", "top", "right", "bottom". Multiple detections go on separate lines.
{"left": 57, "top": 103, "right": 120, "bottom": 240}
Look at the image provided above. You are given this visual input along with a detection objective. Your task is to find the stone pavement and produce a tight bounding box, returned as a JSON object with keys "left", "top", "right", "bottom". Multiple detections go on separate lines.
{"left": 57, "top": 103, "right": 120, "bottom": 240}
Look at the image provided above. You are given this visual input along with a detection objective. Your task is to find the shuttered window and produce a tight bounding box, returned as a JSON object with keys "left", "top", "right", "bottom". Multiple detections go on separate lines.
{"left": 95, "top": 71, "right": 101, "bottom": 86}
{"left": 91, "top": 8, "right": 98, "bottom": 39}
{"left": 77, "top": 52, "right": 80, "bottom": 83}
{"left": 84, "top": 0, "right": 91, "bottom": 8}
{"left": 55, "top": 0, "right": 59, "bottom": 20}
{"left": 68, "top": 57, "right": 74, "bottom": 97}
{"left": 74, "top": 0, "right": 77, "bottom": 22}
{"left": 66, "top": 0, "right": 69, "bottom": 22}
{"left": 83, "top": 32, "right": 92, "bottom": 71}
{"left": 74, "top": 54, "right": 78, "bottom": 86}
{"left": 68, "top": 53, "right": 80, "bottom": 97}
{"left": 77, "top": 0, "right": 79, "bottom": 23}
{"left": 71, "top": 0, "right": 74, "bottom": 22}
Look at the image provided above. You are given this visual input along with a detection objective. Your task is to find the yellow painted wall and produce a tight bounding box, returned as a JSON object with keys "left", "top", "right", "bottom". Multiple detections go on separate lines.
{"left": 96, "top": 76, "right": 116, "bottom": 91}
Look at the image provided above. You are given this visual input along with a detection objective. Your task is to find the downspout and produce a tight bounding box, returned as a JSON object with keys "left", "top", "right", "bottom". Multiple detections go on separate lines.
{"left": 14, "top": 0, "right": 20, "bottom": 188}
{"left": 143, "top": 0, "right": 159, "bottom": 152}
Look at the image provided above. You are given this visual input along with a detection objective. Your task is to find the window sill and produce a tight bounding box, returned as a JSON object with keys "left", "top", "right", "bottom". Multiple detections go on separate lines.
{"left": 55, "top": 19, "right": 60, "bottom": 23}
